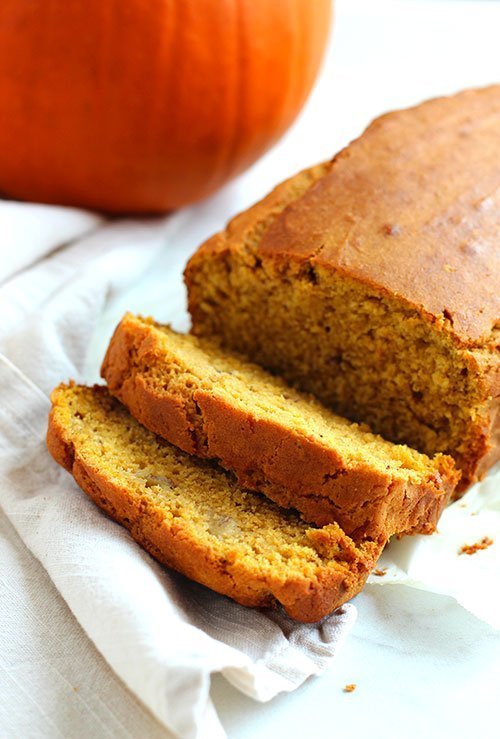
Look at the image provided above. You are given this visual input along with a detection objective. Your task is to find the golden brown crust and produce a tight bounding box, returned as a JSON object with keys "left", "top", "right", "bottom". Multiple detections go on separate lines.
{"left": 200, "top": 87, "right": 500, "bottom": 346}
{"left": 101, "top": 319, "right": 197, "bottom": 455}
{"left": 189, "top": 161, "right": 330, "bottom": 269}
{"left": 47, "top": 385, "right": 381, "bottom": 622}
{"left": 102, "top": 315, "right": 457, "bottom": 542}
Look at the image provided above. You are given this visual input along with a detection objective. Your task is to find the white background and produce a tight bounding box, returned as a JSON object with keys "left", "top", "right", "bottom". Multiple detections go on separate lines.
{"left": 3, "top": 1, "right": 500, "bottom": 737}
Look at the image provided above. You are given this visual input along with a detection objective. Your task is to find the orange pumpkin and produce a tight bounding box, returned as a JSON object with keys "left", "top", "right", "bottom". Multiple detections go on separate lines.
{"left": 0, "top": 0, "right": 332, "bottom": 214}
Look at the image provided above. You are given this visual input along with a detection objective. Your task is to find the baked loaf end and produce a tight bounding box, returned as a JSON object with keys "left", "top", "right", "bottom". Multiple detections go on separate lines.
{"left": 185, "top": 86, "right": 500, "bottom": 491}
{"left": 47, "top": 383, "right": 382, "bottom": 622}
{"left": 101, "top": 313, "right": 458, "bottom": 543}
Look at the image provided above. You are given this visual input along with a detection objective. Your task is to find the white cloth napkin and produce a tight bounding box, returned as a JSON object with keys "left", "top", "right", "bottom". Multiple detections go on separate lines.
{"left": 0, "top": 201, "right": 356, "bottom": 739}
{"left": 368, "top": 465, "right": 500, "bottom": 628}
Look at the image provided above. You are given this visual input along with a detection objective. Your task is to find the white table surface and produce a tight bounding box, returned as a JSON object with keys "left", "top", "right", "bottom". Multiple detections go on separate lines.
{"left": 4, "top": 1, "right": 500, "bottom": 737}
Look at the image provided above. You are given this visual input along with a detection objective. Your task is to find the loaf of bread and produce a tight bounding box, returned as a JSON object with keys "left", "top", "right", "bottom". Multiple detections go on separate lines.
{"left": 47, "top": 383, "right": 383, "bottom": 622}
{"left": 185, "top": 86, "right": 500, "bottom": 491}
{"left": 102, "top": 313, "right": 458, "bottom": 543}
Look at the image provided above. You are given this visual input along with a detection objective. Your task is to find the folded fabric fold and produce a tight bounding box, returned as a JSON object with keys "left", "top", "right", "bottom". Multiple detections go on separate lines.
{"left": 0, "top": 198, "right": 103, "bottom": 284}
{"left": 0, "top": 203, "right": 357, "bottom": 739}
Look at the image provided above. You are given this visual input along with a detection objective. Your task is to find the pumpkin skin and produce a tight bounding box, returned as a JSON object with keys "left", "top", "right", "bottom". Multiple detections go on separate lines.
{"left": 0, "top": 0, "right": 331, "bottom": 214}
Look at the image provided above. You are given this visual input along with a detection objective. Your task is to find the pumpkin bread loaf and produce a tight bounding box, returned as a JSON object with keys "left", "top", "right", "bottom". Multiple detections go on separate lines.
{"left": 185, "top": 86, "right": 500, "bottom": 491}
{"left": 47, "top": 383, "right": 383, "bottom": 623}
{"left": 101, "top": 313, "right": 458, "bottom": 543}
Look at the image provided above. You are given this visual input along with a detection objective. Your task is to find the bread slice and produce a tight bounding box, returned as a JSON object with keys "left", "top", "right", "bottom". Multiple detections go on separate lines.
{"left": 47, "top": 383, "right": 383, "bottom": 622}
{"left": 185, "top": 86, "right": 500, "bottom": 491}
{"left": 101, "top": 314, "right": 458, "bottom": 543}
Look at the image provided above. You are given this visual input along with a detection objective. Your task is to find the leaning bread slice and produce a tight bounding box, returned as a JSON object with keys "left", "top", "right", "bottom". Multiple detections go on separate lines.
{"left": 101, "top": 314, "right": 459, "bottom": 542}
{"left": 47, "top": 384, "right": 382, "bottom": 623}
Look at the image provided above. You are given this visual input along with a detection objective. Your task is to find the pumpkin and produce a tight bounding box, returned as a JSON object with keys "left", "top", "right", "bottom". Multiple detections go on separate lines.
{"left": 0, "top": 0, "right": 332, "bottom": 214}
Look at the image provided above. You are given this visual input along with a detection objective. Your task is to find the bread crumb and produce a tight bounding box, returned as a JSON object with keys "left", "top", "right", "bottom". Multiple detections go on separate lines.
{"left": 458, "top": 537, "right": 493, "bottom": 556}
{"left": 344, "top": 684, "right": 357, "bottom": 693}
{"left": 373, "top": 568, "right": 387, "bottom": 577}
